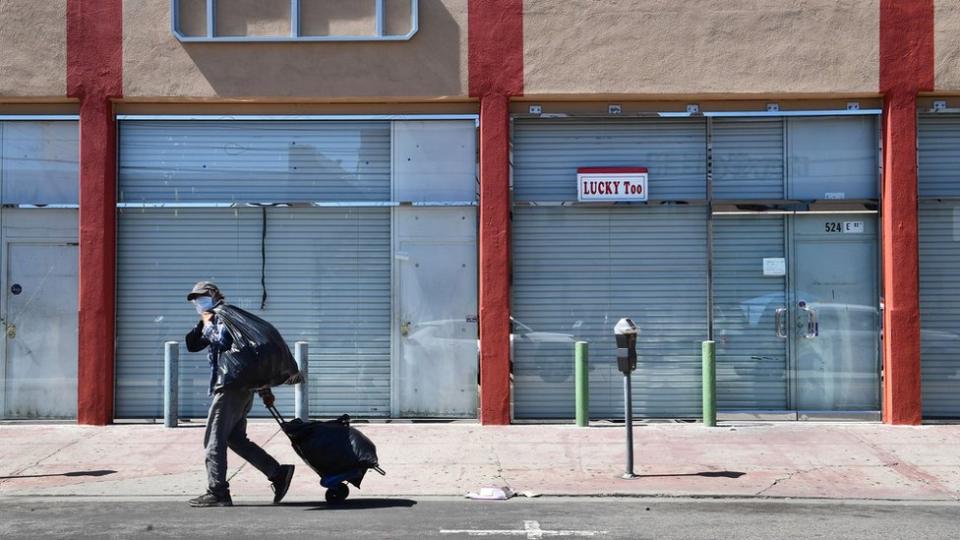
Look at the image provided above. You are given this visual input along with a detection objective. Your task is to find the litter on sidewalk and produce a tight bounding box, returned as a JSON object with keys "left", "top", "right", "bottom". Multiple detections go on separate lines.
{"left": 465, "top": 487, "right": 541, "bottom": 500}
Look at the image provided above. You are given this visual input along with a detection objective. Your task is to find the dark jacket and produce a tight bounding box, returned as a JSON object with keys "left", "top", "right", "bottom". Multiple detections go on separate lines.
{"left": 185, "top": 315, "right": 233, "bottom": 396}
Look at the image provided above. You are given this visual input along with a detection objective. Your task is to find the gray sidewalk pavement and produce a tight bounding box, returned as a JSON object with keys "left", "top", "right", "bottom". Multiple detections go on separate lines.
{"left": 1, "top": 421, "right": 959, "bottom": 502}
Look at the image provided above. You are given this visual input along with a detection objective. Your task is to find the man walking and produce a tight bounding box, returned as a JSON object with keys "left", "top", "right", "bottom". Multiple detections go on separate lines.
{"left": 184, "top": 281, "right": 295, "bottom": 507}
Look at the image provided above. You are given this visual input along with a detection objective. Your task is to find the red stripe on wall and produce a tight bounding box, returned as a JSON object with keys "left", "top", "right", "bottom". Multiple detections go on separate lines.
{"left": 67, "top": 0, "right": 123, "bottom": 99}
{"left": 880, "top": 0, "right": 934, "bottom": 93}
{"left": 468, "top": 0, "right": 524, "bottom": 97}
{"left": 67, "top": 0, "right": 122, "bottom": 425}
{"left": 878, "top": 0, "right": 933, "bottom": 425}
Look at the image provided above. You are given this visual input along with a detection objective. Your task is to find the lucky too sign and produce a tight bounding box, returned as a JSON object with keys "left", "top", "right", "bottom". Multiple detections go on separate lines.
{"left": 576, "top": 168, "right": 649, "bottom": 202}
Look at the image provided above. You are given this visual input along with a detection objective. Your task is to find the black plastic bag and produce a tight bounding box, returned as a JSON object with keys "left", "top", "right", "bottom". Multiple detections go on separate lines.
{"left": 282, "top": 415, "right": 379, "bottom": 485}
{"left": 214, "top": 304, "right": 301, "bottom": 392}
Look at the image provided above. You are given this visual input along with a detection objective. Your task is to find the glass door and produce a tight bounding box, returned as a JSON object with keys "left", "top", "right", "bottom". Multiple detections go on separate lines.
{"left": 713, "top": 214, "right": 881, "bottom": 420}
{"left": 791, "top": 214, "right": 880, "bottom": 418}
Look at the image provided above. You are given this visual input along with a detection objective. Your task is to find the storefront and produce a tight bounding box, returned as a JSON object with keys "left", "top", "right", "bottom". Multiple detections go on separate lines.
{"left": 113, "top": 117, "right": 479, "bottom": 419}
{"left": 0, "top": 117, "right": 79, "bottom": 419}
{"left": 510, "top": 110, "right": 882, "bottom": 420}
{"left": 918, "top": 106, "right": 960, "bottom": 418}
{"left": 3, "top": 0, "right": 954, "bottom": 425}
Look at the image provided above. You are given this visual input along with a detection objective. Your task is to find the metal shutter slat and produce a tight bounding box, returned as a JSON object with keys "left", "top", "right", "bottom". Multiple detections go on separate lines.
{"left": 712, "top": 118, "right": 785, "bottom": 200}
{"left": 512, "top": 206, "right": 708, "bottom": 419}
{"left": 115, "top": 206, "right": 392, "bottom": 419}
{"left": 513, "top": 118, "right": 707, "bottom": 202}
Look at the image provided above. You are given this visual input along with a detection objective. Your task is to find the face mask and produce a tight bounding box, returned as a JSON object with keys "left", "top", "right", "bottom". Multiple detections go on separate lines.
{"left": 194, "top": 296, "right": 215, "bottom": 314}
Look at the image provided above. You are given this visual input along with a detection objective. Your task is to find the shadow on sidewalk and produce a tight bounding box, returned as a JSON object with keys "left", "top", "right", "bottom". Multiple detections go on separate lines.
{"left": 633, "top": 471, "right": 746, "bottom": 479}
{"left": 0, "top": 469, "right": 117, "bottom": 480}
{"left": 240, "top": 498, "right": 417, "bottom": 510}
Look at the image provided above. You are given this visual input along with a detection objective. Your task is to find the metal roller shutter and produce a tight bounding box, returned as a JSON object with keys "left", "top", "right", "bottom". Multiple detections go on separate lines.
{"left": 116, "top": 208, "right": 260, "bottom": 419}
{"left": 918, "top": 113, "right": 960, "bottom": 418}
{"left": 115, "top": 207, "right": 391, "bottom": 419}
{"left": 116, "top": 120, "right": 393, "bottom": 419}
{"left": 264, "top": 208, "right": 391, "bottom": 417}
{"left": 918, "top": 201, "right": 960, "bottom": 417}
{"left": 711, "top": 118, "right": 785, "bottom": 200}
{"left": 513, "top": 118, "right": 706, "bottom": 201}
{"left": 512, "top": 206, "right": 708, "bottom": 419}
{"left": 712, "top": 216, "right": 788, "bottom": 410}
{"left": 511, "top": 117, "right": 708, "bottom": 419}
{"left": 919, "top": 114, "right": 960, "bottom": 198}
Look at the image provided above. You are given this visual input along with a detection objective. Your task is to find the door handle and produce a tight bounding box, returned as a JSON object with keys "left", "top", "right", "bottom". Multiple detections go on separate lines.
{"left": 798, "top": 302, "right": 818, "bottom": 338}
{"left": 4, "top": 323, "right": 15, "bottom": 339}
{"left": 400, "top": 321, "right": 410, "bottom": 337}
{"left": 774, "top": 307, "right": 787, "bottom": 339}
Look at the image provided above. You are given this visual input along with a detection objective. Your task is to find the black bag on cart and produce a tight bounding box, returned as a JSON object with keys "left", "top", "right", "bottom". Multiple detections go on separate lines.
{"left": 213, "top": 305, "right": 302, "bottom": 392}
{"left": 280, "top": 414, "right": 380, "bottom": 486}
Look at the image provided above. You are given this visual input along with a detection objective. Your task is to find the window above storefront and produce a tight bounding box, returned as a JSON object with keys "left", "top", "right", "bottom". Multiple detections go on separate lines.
{"left": 171, "top": 0, "right": 419, "bottom": 42}
{"left": 117, "top": 116, "right": 477, "bottom": 206}
{"left": 0, "top": 119, "right": 79, "bottom": 206}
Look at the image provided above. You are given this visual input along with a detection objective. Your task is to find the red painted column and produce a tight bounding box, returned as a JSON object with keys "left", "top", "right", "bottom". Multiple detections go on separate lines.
{"left": 879, "top": 0, "right": 934, "bottom": 425}
{"left": 67, "top": 0, "right": 123, "bottom": 425}
{"left": 881, "top": 94, "right": 922, "bottom": 425}
{"left": 469, "top": 0, "right": 523, "bottom": 424}
{"left": 478, "top": 96, "right": 512, "bottom": 424}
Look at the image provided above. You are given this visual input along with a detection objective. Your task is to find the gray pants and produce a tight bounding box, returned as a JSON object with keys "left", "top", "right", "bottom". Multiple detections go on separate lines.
{"left": 204, "top": 388, "right": 280, "bottom": 496}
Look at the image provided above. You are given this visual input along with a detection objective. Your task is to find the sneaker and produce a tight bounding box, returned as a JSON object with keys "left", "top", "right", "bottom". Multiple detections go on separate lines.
{"left": 188, "top": 491, "right": 233, "bottom": 507}
{"left": 270, "top": 464, "right": 295, "bottom": 504}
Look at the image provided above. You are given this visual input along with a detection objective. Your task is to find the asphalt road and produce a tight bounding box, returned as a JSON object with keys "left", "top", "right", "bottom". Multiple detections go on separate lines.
{"left": 1, "top": 497, "right": 958, "bottom": 540}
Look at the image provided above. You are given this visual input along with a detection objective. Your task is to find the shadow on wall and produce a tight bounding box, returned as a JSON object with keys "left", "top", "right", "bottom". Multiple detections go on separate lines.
{"left": 179, "top": 1, "right": 463, "bottom": 98}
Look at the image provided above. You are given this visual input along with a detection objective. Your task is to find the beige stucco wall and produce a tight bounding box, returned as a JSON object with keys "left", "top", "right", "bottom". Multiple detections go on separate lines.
{"left": 524, "top": 0, "right": 880, "bottom": 97}
{"left": 935, "top": 0, "right": 960, "bottom": 91}
{"left": 0, "top": 0, "right": 67, "bottom": 98}
{"left": 123, "top": 0, "right": 467, "bottom": 99}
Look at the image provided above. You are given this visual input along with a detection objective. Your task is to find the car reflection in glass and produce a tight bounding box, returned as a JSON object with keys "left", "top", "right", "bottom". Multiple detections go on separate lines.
{"left": 715, "top": 293, "right": 960, "bottom": 383}
{"left": 510, "top": 317, "right": 577, "bottom": 383}
{"left": 399, "top": 317, "right": 577, "bottom": 383}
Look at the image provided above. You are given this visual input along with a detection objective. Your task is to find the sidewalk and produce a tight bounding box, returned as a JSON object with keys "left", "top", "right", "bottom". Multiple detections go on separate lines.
{"left": 1, "top": 421, "right": 959, "bottom": 502}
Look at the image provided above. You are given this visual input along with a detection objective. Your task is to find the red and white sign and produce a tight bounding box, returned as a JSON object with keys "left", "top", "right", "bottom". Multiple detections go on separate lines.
{"left": 577, "top": 167, "right": 648, "bottom": 202}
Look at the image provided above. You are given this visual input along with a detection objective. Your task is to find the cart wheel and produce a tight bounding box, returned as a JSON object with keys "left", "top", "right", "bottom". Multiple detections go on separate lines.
{"left": 325, "top": 483, "right": 349, "bottom": 503}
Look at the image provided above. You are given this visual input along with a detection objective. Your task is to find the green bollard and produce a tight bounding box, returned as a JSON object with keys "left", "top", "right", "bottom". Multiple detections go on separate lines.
{"left": 702, "top": 340, "right": 716, "bottom": 427}
{"left": 575, "top": 341, "right": 589, "bottom": 427}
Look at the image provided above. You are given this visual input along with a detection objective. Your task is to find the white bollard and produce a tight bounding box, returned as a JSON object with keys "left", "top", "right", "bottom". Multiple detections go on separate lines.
{"left": 295, "top": 342, "right": 309, "bottom": 421}
{"left": 164, "top": 341, "right": 179, "bottom": 428}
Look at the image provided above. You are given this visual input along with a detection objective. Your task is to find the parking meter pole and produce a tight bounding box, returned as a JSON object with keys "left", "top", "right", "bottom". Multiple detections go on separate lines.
{"left": 614, "top": 318, "right": 639, "bottom": 479}
{"left": 163, "top": 341, "right": 178, "bottom": 428}
{"left": 295, "top": 341, "right": 309, "bottom": 422}
{"left": 702, "top": 340, "right": 716, "bottom": 427}
{"left": 575, "top": 341, "right": 589, "bottom": 427}
{"left": 623, "top": 372, "right": 636, "bottom": 478}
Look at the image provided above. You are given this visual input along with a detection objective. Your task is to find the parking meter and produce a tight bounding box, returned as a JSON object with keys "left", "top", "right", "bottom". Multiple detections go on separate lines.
{"left": 615, "top": 318, "right": 638, "bottom": 375}
{"left": 615, "top": 317, "right": 639, "bottom": 479}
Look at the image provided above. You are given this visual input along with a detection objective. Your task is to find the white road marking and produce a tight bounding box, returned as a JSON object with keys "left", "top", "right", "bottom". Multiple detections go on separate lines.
{"left": 524, "top": 520, "right": 544, "bottom": 539}
{"left": 440, "top": 520, "right": 607, "bottom": 538}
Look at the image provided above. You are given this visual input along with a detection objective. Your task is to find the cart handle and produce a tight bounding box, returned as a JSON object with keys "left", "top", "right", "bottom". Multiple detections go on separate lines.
{"left": 266, "top": 404, "right": 287, "bottom": 426}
